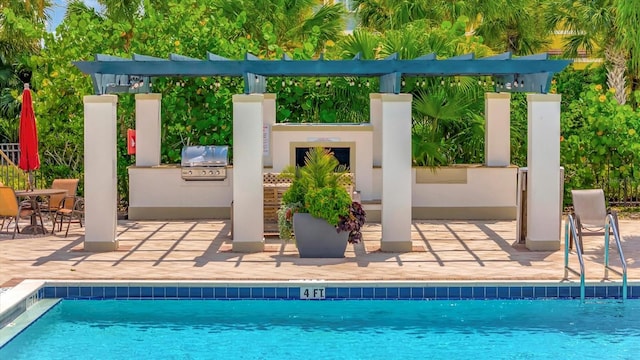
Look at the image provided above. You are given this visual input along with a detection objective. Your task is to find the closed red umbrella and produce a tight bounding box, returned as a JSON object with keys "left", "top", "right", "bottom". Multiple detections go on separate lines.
{"left": 19, "top": 83, "right": 40, "bottom": 190}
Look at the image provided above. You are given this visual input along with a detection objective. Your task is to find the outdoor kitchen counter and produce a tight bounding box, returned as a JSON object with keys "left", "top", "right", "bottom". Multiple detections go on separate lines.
{"left": 127, "top": 165, "right": 233, "bottom": 220}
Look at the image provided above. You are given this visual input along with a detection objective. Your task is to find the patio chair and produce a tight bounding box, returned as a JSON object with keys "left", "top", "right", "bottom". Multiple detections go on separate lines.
{"left": 0, "top": 186, "right": 43, "bottom": 238}
{"left": 40, "top": 178, "right": 79, "bottom": 222}
{"left": 569, "top": 189, "right": 620, "bottom": 250}
{"left": 53, "top": 196, "right": 84, "bottom": 237}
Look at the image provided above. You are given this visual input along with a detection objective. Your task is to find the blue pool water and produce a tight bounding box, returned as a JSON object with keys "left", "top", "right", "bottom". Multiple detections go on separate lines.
{"left": 2, "top": 299, "right": 639, "bottom": 359}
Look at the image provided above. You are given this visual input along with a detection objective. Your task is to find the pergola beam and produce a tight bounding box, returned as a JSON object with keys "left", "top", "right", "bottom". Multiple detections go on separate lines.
{"left": 76, "top": 59, "right": 569, "bottom": 77}
{"left": 74, "top": 52, "right": 572, "bottom": 94}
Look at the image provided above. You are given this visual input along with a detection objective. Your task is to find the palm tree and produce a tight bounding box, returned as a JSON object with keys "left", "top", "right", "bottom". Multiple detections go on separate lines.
{"left": 339, "top": 17, "right": 492, "bottom": 60}
{"left": 213, "top": 0, "right": 346, "bottom": 54}
{"left": 545, "top": 0, "right": 634, "bottom": 104}
{"left": 0, "top": 0, "right": 50, "bottom": 142}
{"left": 466, "top": 0, "right": 550, "bottom": 55}
{"left": 61, "top": 0, "right": 168, "bottom": 51}
{"left": 616, "top": 0, "right": 640, "bottom": 105}
{"left": 412, "top": 85, "right": 482, "bottom": 167}
{"left": 24, "top": 0, "right": 48, "bottom": 15}
{"left": 338, "top": 29, "right": 381, "bottom": 59}
{"left": 353, "top": 0, "right": 440, "bottom": 31}
{"left": 354, "top": 0, "right": 549, "bottom": 55}
{"left": 0, "top": 58, "right": 23, "bottom": 142}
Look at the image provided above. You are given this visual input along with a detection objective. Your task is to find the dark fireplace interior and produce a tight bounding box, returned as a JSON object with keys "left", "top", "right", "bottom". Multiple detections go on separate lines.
{"left": 295, "top": 147, "right": 350, "bottom": 169}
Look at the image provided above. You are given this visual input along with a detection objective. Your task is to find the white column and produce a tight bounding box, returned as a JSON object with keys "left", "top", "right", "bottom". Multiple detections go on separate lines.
{"left": 526, "top": 94, "right": 562, "bottom": 251}
{"left": 262, "top": 93, "right": 276, "bottom": 168}
{"left": 135, "top": 93, "right": 162, "bottom": 166}
{"left": 380, "top": 93, "right": 413, "bottom": 252}
{"left": 485, "top": 93, "right": 511, "bottom": 166}
{"left": 83, "top": 95, "right": 119, "bottom": 252}
{"left": 232, "top": 94, "right": 264, "bottom": 252}
{"left": 370, "top": 93, "right": 383, "bottom": 167}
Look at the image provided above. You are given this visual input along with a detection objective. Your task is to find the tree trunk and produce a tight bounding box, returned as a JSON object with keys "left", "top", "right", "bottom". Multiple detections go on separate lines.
{"left": 604, "top": 44, "right": 627, "bottom": 105}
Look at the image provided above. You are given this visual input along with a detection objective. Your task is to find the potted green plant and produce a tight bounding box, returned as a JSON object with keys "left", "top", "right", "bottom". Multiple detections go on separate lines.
{"left": 277, "top": 147, "right": 366, "bottom": 258}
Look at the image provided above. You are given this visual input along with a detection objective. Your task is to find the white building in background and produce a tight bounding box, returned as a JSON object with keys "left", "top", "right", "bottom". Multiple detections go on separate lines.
{"left": 326, "top": 0, "right": 357, "bottom": 34}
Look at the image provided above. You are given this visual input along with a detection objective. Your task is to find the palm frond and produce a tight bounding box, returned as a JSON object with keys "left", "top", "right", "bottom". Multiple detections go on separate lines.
{"left": 296, "top": 3, "right": 346, "bottom": 48}
{"left": 337, "top": 30, "right": 381, "bottom": 59}
{"left": 300, "top": 147, "right": 347, "bottom": 189}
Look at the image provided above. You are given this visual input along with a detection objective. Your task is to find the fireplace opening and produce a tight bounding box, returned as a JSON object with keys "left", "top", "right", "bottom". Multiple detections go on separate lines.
{"left": 295, "top": 147, "right": 350, "bottom": 169}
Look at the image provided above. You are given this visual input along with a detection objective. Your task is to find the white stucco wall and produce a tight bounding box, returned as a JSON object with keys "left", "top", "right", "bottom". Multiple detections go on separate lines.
{"left": 271, "top": 124, "right": 374, "bottom": 200}
{"left": 129, "top": 166, "right": 233, "bottom": 208}
{"left": 129, "top": 165, "right": 517, "bottom": 219}
{"left": 412, "top": 167, "right": 517, "bottom": 207}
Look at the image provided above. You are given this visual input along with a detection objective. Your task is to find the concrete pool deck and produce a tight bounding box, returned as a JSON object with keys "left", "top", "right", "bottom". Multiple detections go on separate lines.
{"left": 1, "top": 219, "right": 639, "bottom": 288}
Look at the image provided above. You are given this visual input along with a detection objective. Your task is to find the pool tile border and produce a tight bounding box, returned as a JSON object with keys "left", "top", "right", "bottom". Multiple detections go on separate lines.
{"left": 33, "top": 280, "right": 640, "bottom": 300}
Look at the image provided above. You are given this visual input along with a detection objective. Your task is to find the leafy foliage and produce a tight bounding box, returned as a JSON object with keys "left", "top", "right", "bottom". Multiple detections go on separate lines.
{"left": 277, "top": 201, "right": 303, "bottom": 240}
{"left": 279, "top": 147, "right": 364, "bottom": 243}
{"left": 544, "top": 0, "right": 634, "bottom": 104}
{"left": 305, "top": 186, "right": 351, "bottom": 226}
{"left": 411, "top": 83, "right": 485, "bottom": 167}
{"left": 560, "top": 82, "right": 640, "bottom": 203}
{"left": 4, "top": 0, "right": 639, "bottom": 212}
{"left": 337, "top": 201, "right": 366, "bottom": 244}
{"left": 212, "top": 0, "right": 345, "bottom": 53}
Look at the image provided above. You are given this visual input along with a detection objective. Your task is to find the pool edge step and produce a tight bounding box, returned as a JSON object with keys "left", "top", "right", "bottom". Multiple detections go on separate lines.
{"left": 0, "top": 298, "right": 61, "bottom": 348}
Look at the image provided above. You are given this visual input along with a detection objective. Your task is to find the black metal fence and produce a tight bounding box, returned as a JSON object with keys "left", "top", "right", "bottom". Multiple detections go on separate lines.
{"left": 0, "top": 143, "right": 44, "bottom": 189}
{"left": 598, "top": 178, "right": 640, "bottom": 207}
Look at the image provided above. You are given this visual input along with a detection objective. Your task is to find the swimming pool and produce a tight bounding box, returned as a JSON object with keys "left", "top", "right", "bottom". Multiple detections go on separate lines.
{"left": 1, "top": 299, "right": 639, "bottom": 359}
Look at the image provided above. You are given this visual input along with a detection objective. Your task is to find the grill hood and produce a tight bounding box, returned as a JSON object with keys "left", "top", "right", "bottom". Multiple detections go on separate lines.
{"left": 181, "top": 145, "right": 229, "bottom": 181}
{"left": 181, "top": 145, "right": 229, "bottom": 167}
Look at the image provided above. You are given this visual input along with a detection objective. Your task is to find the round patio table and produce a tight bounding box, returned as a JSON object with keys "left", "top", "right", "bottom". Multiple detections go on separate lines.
{"left": 14, "top": 188, "right": 68, "bottom": 235}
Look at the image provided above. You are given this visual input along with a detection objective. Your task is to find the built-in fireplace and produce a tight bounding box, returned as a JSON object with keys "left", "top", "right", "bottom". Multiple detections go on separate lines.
{"left": 271, "top": 124, "right": 374, "bottom": 200}
{"left": 290, "top": 142, "right": 355, "bottom": 172}
{"left": 295, "top": 146, "right": 350, "bottom": 169}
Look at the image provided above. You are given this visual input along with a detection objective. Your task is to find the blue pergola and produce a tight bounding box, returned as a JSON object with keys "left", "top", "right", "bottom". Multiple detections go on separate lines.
{"left": 73, "top": 52, "right": 572, "bottom": 95}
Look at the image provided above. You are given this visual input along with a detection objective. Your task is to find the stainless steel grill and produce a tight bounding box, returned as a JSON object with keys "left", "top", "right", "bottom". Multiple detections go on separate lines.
{"left": 181, "top": 145, "right": 229, "bottom": 181}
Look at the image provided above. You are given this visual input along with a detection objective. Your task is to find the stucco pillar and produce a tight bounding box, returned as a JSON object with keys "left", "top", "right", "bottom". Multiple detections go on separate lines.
{"left": 526, "top": 94, "right": 562, "bottom": 251}
{"left": 135, "top": 93, "right": 162, "bottom": 166}
{"left": 262, "top": 93, "right": 276, "bottom": 168}
{"left": 485, "top": 93, "right": 511, "bottom": 166}
{"left": 380, "top": 93, "right": 413, "bottom": 252}
{"left": 370, "top": 93, "right": 383, "bottom": 167}
{"left": 83, "top": 95, "right": 119, "bottom": 252}
{"left": 232, "top": 94, "right": 264, "bottom": 252}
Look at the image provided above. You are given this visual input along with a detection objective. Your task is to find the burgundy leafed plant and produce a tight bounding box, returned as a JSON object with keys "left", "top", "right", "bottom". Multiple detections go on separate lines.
{"left": 337, "top": 201, "right": 366, "bottom": 244}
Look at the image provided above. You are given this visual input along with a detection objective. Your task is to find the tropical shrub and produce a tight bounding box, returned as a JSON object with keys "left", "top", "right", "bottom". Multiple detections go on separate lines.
{"left": 561, "top": 84, "right": 640, "bottom": 202}
{"left": 6, "top": 0, "right": 637, "bottom": 211}
{"left": 277, "top": 147, "right": 365, "bottom": 243}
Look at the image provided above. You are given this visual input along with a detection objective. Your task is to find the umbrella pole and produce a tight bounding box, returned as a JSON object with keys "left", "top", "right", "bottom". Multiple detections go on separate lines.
{"left": 28, "top": 171, "right": 34, "bottom": 191}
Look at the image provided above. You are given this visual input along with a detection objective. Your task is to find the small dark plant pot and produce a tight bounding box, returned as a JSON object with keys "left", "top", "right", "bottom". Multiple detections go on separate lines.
{"left": 293, "top": 213, "right": 349, "bottom": 258}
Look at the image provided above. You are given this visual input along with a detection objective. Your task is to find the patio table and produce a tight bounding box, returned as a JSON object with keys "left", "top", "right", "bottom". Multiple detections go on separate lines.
{"left": 14, "top": 188, "right": 68, "bottom": 235}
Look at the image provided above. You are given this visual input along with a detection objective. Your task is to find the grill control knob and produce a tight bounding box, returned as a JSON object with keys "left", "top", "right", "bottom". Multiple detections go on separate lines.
{"left": 187, "top": 170, "right": 192, "bottom": 175}
{"left": 208, "top": 171, "right": 214, "bottom": 175}
{"left": 201, "top": 170, "right": 207, "bottom": 175}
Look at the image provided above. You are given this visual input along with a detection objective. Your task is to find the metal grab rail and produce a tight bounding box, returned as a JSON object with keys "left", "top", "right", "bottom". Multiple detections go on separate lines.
{"left": 564, "top": 214, "right": 585, "bottom": 302}
{"left": 0, "top": 146, "right": 42, "bottom": 189}
{"left": 604, "top": 214, "right": 628, "bottom": 300}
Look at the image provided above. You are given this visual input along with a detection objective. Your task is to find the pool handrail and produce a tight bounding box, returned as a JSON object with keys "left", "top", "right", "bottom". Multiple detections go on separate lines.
{"left": 564, "top": 214, "right": 585, "bottom": 302}
{"left": 604, "top": 213, "right": 627, "bottom": 301}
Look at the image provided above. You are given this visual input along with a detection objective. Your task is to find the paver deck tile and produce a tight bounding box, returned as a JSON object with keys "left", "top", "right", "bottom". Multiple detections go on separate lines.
{"left": 1, "top": 219, "right": 639, "bottom": 287}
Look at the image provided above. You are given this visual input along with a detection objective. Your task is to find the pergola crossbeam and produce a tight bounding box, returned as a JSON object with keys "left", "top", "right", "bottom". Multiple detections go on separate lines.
{"left": 74, "top": 52, "right": 572, "bottom": 94}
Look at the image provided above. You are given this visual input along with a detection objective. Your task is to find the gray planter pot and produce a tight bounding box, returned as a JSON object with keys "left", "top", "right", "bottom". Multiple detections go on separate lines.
{"left": 293, "top": 213, "right": 349, "bottom": 258}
